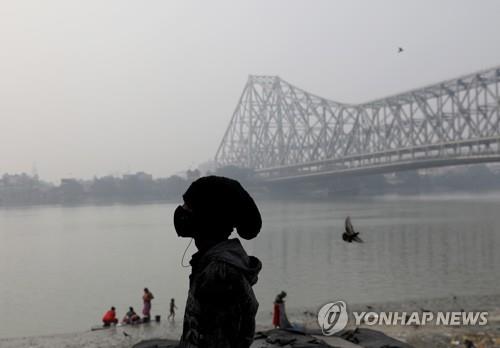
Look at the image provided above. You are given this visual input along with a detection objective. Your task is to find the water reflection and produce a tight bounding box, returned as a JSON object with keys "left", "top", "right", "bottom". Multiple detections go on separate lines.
{"left": 252, "top": 199, "right": 500, "bottom": 307}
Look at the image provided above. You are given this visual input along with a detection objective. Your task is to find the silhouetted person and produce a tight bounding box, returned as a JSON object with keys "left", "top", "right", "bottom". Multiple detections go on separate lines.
{"left": 168, "top": 298, "right": 177, "bottom": 321}
{"left": 174, "top": 176, "right": 262, "bottom": 348}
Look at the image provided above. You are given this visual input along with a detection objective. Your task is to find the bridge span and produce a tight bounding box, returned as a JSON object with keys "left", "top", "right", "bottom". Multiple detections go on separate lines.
{"left": 215, "top": 66, "right": 500, "bottom": 183}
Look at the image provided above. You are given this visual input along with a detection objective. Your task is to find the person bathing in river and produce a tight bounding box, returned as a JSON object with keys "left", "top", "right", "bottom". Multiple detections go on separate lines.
{"left": 123, "top": 306, "right": 140, "bottom": 324}
{"left": 102, "top": 306, "right": 118, "bottom": 326}
{"left": 173, "top": 176, "right": 262, "bottom": 348}
{"left": 273, "top": 291, "right": 292, "bottom": 329}
{"left": 142, "top": 288, "right": 154, "bottom": 320}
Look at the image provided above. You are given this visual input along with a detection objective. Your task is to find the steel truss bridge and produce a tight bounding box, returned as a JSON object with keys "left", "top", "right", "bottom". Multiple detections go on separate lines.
{"left": 215, "top": 66, "right": 500, "bottom": 183}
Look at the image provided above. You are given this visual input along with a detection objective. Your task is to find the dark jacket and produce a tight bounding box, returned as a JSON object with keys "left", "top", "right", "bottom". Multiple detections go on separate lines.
{"left": 180, "top": 238, "right": 262, "bottom": 348}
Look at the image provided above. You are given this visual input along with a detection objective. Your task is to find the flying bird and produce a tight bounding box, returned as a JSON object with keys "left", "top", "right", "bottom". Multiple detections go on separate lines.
{"left": 398, "top": 47, "right": 404, "bottom": 53}
{"left": 342, "top": 216, "right": 364, "bottom": 243}
{"left": 123, "top": 331, "right": 131, "bottom": 338}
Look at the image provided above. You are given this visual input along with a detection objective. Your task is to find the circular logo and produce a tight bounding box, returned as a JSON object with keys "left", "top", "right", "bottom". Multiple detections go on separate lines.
{"left": 317, "top": 301, "right": 348, "bottom": 336}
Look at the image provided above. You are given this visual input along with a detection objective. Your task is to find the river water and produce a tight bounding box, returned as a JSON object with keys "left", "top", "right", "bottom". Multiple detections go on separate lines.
{"left": 0, "top": 195, "right": 499, "bottom": 338}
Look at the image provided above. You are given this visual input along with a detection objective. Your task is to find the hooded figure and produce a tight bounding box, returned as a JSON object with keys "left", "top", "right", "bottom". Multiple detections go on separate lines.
{"left": 174, "top": 176, "right": 262, "bottom": 348}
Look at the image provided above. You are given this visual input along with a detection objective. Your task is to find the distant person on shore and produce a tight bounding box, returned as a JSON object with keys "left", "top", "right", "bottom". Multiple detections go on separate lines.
{"left": 102, "top": 306, "right": 118, "bottom": 326}
{"left": 173, "top": 176, "right": 262, "bottom": 348}
{"left": 122, "top": 307, "right": 140, "bottom": 324}
{"left": 272, "top": 292, "right": 282, "bottom": 328}
{"left": 168, "top": 298, "right": 177, "bottom": 321}
{"left": 273, "top": 291, "right": 292, "bottom": 329}
{"left": 142, "top": 288, "right": 154, "bottom": 320}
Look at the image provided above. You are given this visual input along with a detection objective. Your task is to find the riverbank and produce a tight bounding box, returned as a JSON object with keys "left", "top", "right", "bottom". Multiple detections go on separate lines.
{"left": 2, "top": 294, "right": 500, "bottom": 348}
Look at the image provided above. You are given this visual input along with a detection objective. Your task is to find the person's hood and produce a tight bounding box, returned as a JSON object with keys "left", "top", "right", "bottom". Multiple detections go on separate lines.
{"left": 191, "top": 238, "right": 262, "bottom": 285}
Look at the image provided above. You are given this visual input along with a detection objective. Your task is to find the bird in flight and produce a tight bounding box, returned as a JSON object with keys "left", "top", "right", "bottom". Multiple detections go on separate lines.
{"left": 342, "top": 216, "right": 364, "bottom": 243}
{"left": 398, "top": 47, "right": 404, "bottom": 53}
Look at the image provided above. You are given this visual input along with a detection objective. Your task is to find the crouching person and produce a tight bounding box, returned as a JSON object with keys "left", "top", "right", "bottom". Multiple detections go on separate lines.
{"left": 102, "top": 306, "right": 118, "bottom": 326}
{"left": 123, "top": 307, "right": 141, "bottom": 324}
{"left": 173, "top": 176, "right": 262, "bottom": 348}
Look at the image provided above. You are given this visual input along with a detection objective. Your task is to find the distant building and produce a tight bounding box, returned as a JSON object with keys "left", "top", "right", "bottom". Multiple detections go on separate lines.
{"left": 60, "top": 178, "right": 85, "bottom": 203}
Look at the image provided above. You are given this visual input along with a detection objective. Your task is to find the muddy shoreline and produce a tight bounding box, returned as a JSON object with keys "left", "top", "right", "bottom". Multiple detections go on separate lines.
{"left": 2, "top": 293, "right": 499, "bottom": 347}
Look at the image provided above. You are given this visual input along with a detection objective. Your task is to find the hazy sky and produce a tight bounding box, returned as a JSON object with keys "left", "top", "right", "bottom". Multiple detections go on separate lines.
{"left": 1, "top": 1, "right": 500, "bottom": 182}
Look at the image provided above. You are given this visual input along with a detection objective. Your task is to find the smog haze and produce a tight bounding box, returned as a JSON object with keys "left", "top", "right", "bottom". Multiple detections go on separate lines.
{"left": 1, "top": 0, "right": 500, "bottom": 181}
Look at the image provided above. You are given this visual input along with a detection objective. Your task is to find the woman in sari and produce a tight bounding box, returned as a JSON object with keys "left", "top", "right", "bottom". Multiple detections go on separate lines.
{"left": 142, "top": 288, "right": 154, "bottom": 319}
